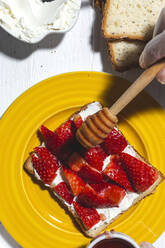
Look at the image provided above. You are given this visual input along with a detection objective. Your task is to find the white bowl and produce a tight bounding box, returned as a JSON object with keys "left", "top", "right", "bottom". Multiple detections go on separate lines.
{"left": 0, "top": 0, "right": 81, "bottom": 43}
{"left": 87, "top": 231, "right": 140, "bottom": 248}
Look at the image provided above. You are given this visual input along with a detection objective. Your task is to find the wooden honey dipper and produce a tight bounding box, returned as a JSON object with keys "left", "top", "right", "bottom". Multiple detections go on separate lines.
{"left": 76, "top": 61, "right": 165, "bottom": 149}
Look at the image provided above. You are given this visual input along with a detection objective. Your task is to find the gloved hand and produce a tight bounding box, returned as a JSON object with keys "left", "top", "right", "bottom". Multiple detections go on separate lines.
{"left": 140, "top": 241, "right": 155, "bottom": 248}
{"left": 139, "top": 7, "right": 165, "bottom": 84}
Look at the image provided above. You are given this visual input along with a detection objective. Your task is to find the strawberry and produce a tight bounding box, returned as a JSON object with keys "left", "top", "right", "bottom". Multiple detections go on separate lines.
{"left": 103, "top": 155, "right": 134, "bottom": 192}
{"left": 67, "top": 152, "right": 88, "bottom": 172}
{"left": 41, "top": 122, "right": 76, "bottom": 160}
{"left": 63, "top": 168, "right": 86, "bottom": 196}
{"left": 54, "top": 182, "right": 73, "bottom": 204}
{"left": 102, "top": 128, "right": 127, "bottom": 154}
{"left": 34, "top": 147, "right": 60, "bottom": 172}
{"left": 78, "top": 183, "right": 126, "bottom": 208}
{"left": 55, "top": 119, "right": 76, "bottom": 143}
{"left": 73, "top": 115, "right": 83, "bottom": 129}
{"left": 40, "top": 125, "right": 61, "bottom": 155}
{"left": 68, "top": 152, "right": 104, "bottom": 183}
{"left": 77, "top": 165, "right": 104, "bottom": 184}
{"left": 91, "top": 182, "right": 126, "bottom": 207}
{"left": 120, "top": 153, "right": 159, "bottom": 192}
{"left": 32, "top": 154, "right": 57, "bottom": 185}
{"left": 73, "top": 202, "right": 100, "bottom": 229}
{"left": 81, "top": 146, "right": 107, "bottom": 171}
{"left": 77, "top": 185, "right": 104, "bottom": 207}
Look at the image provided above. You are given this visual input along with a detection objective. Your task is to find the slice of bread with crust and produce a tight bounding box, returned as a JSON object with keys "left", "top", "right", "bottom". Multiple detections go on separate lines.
{"left": 102, "top": 0, "right": 165, "bottom": 41}
{"left": 108, "top": 40, "right": 146, "bottom": 71}
{"left": 24, "top": 102, "right": 164, "bottom": 238}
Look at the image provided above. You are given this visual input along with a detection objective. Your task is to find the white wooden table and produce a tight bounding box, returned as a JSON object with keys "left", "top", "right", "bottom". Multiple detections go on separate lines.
{"left": 0, "top": 1, "right": 165, "bottom": 247}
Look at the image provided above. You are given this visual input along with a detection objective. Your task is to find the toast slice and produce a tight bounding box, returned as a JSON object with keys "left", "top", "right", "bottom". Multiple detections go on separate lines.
{"left": 108, "top": 40, "right": 146, "bottom": 71}
{"left": 24, "top": 102, "right": 164, "bottom": 237}
{"left": 102, "top": 0, "right": 165, "bottom": 41}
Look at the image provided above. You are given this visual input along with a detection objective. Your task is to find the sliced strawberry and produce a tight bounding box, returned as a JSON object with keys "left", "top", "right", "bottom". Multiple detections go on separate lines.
{"left": 41, "top": 125, "right": 61, "bottom": 155}
{"left": 68, "top": 152, "right": 104, "bottom": 183}
{"left": 102, "top": 128, "right": 127, "bottom": 154}
{"left": 54, "top": 182, "right": 73, "bottom": 204}
{"left": 73, "top": 115, "right": 83, "bottom": 129}
{"left": 91, "top": 182, "right": 126, "bottom": 207}
{"left": 120, "top": 153, "right": 159, "bottom": 192}
{"left": 73, "top": 201, "right": 100, "bottom": 229}
{"left": 34, "top": 147, "right": 60, "bottom": 172}
{"left": 41, "top": 122, "right": 75, "bottom": 160}
{"left": 67, "top": 152, "right": 88, "bottom": 172}
{"left": 63, "top": 168, "right": 86, "bottom": 196}
{"left": 32, "top": 154, "right": 57, "bottom": 185}
{"left": 55, "top": 119, "right": 76, "bottom": 143}
{"left": 77, "top": 185, "right": 104, "bottom": 207}
{"left": 77, "top": 165, "right": 104, "bottom": 184}
{"left": 103, "top": 155, "right": 134, "bottom": 192}
{"left": 78, "top": 184, "right": 126, "bottom": 208}
{"left": 81, "top": 146, "right": 107, "bottom": 171}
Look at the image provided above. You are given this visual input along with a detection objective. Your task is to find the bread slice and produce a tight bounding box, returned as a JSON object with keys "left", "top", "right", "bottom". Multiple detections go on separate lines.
{"left": 108, "top": 40, "right": 146, "bottom": 71}
{"left": 102, "top": 0, "right": 165, "bottom": 41}
{"left": 95, "top": 0, "right": 146, "bottom": 71}
{"left": 24, "top": 102, "right": 164, "bottom": 238}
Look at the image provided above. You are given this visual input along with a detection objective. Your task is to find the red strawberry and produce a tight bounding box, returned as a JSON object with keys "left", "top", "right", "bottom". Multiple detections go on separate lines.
{"left": 78, "top": 184, "right": 126, "bottom": 208}
{"left": 102, "top": 128, "right": 127, "bottom": 154}
{"left": 73, "top": 202, "right": 100, "bottom": 229}
{"left": 34, "top": 147, "right": 60, "bottom": 172}
{"left": 120, "top": 153, "right": 159, "bottom": 192}
{"left": 40, "top": 125, "right": 61, "bottom": 155}
{"left": 73, "top": 115, "right": 83, "bottom": 129}
{"left": 77, "top": 185, "right": 105, "bottom": 207}
{"left": 41, "top": 122, "right": 75, "bottom": 160}
{"left": 68, "top": 152, "right": 88, "bottom": 172}
{"left": 91, "top": 182, "right": 126, "bottom": 207}
{"left": 77, "top": 165, "right": 104, "bottom": 184}
{"left": 103, "top": 155, "right": 134, "bottom": 192}
{"left": 55, "top": 119, "right": 76, "bottom": 143}
{"left": 68, "top": 152, "right": 104, "bottom": 183}
{"left": 81, "top": 146, "right": 107, "bottom": 171}
{"left": 54, "top": 182, "right": 73, "bottom": 204}
{"left": 63, "top": 168, "right": 86, "bottom": 196}
{"left": 32, "top": 154, "right": 57, "bottom": 185}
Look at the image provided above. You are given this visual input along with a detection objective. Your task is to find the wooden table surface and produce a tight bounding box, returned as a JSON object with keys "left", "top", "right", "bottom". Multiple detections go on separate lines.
{"left": 0, "top": 1, "right": 165, "bottom": 247}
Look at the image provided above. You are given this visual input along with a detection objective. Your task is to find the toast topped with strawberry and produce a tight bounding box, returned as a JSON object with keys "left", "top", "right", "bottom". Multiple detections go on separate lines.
{"left": 24, "top": 102, "right": 164, "bottom": 237}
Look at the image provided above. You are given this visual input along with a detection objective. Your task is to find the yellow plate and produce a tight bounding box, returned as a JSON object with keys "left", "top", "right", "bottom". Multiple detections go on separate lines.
{"left": 0, "top": 71, "right": 165, "bottom": 248}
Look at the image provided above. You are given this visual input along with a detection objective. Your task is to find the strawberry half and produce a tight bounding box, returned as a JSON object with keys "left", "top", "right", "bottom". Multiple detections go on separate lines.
{"left": 73, "top": 115, "right": 83, "bottom": 129}
{"left": 102, "top": 128, "right": 127, "bottom": 154}
{"left": 73, "top": 202, "right": 101, "bottom": 229}
{"left": 81, "top": 146, "right": 107, "bottom": 171}
{"left": 54, "top": 182, "right": 73, "bottom": 204}
{"left": 103, "top": 155, "right": 134, "bottom": 192}
{"left": 34, "top": 147, "right": 60, "bottom": 171}
{"left": 77, "top": 166, "right": 104, "bottom": 184}
{"left": 120, "top": 153, "right": 159, "bottom": 192}
{"left": 91, "top": 182, "right": 126, "bottom": 207}
{"left": 78, "top": 183, "right": 126, "bottom": 208}
{"left": 63, "top": 168, "right": 86, "bottom": 196}
{"left": 55, "top": 119, "right": 76, "bottom": 143}
{"left": 68, "top": 152, "right": 104, "bottom": 184}
{"left": 41, "top": 121, "right": 76, "bottom": 160}
{"left": 40, "top": 125, "right": 61, "bottom": 155}
{"left": 32, "top": 153, "right": 57, "bottom": 185}
{"left": 68, "top": 152, "right": 88, "bottom": 172}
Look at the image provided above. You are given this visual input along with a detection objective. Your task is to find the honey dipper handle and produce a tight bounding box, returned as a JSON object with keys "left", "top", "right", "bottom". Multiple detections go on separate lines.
{"left": 109, "top": 61, "right": 165, "bottom": 116}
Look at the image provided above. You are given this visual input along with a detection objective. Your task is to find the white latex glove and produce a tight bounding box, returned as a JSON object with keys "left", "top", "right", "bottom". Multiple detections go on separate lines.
{"left": 140, "top": 242, "right": 155, "bottom": 248}
{"left": 139, "top": 7, "right": 165, "bottom": 84}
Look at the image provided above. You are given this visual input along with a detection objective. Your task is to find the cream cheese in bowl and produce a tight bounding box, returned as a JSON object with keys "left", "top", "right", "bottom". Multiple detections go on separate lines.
{"left": 0, "top": 0, "right": 81, "bottom": 43}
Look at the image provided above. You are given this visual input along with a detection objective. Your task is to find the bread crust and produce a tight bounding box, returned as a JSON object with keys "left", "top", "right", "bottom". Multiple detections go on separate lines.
{"left": 24, "top": 102, "right": 164, "bottom": 238}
